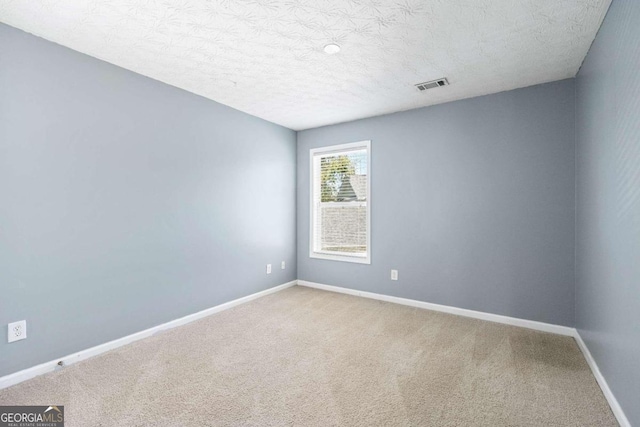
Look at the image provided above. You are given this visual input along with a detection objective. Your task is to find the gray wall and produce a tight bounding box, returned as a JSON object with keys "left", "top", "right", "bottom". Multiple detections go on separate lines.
{"left": 575, "top": 0, "right": 640, "bottom": 424}
{"left": 298, "top": 80, "right": 576, "bottom": 327}
{"left": 0, "top": 23, "right": 296, "bottom": 377}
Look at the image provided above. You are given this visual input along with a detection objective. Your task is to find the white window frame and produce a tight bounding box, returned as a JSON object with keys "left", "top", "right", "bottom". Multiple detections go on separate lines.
{"left": 309, "top": 140, "right": 371, "bottom": 264}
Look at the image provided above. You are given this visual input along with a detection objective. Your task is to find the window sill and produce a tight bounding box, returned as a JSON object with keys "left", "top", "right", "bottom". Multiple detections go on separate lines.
{"left": 310, "top": 251, "right": 371, "bottom": 264}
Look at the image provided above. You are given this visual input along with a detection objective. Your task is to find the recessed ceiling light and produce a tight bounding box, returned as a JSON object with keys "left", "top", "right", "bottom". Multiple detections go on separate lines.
{"left": 323, "top": 44, "right": 341, "bottom": 54}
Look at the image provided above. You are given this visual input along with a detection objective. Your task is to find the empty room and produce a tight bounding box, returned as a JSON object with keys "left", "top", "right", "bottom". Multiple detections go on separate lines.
{"left": 0, "top": 0, "right": 638, "bottom": 426}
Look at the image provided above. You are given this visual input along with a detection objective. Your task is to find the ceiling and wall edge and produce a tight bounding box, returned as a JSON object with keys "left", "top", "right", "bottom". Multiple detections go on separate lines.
{"left": 0, "top": 0, "right": 612, "bottom": 130}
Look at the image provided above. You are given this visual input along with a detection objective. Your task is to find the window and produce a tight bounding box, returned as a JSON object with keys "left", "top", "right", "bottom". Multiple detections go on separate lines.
{"left": 310, "top": 141, "right": 370, "bottom": 264}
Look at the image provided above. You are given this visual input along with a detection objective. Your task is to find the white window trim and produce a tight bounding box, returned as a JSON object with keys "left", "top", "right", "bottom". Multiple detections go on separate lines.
{"left": 309, "top": 140, "right": 371, "bottom": 264}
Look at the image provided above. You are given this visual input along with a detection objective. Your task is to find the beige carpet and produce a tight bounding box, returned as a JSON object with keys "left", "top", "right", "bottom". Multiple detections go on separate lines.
{"left": 0, "top": 286, "right": 617, "bottom": 426}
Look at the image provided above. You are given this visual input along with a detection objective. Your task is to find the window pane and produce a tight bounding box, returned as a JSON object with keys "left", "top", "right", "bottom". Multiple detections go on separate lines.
{"left": 319, "top": 151, "right": 367, "bottom": 202}
{"left": 320, "top": 203, "right": 367, "bottom": 254}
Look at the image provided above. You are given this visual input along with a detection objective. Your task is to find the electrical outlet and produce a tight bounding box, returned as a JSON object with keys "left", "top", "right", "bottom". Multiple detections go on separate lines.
{"left": 8, "top": 320, "right": 27, "bottom": 343}
{"left": 391, "top": 270, "right": 399, "bottom": 281}
{"left": 281, "top": 261, "right": 285, "bottom": 270}
{"left": 266, "top": 264, "right": 272, "bottom": 274}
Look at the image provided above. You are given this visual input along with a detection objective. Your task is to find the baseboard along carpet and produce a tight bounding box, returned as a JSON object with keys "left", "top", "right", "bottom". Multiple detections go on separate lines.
{"left": 0, "top": 286, "right": 617, "bottom": 426}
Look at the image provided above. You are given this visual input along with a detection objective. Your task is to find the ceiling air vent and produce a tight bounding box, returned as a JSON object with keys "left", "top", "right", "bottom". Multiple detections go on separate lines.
{"left": 415, "top": 78, "right": 449, "bottom": 91}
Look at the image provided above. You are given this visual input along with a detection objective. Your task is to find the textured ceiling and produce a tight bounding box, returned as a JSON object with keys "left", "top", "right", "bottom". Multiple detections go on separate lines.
{"left": 0, "top": 0, "right": 611, "bottom": 130}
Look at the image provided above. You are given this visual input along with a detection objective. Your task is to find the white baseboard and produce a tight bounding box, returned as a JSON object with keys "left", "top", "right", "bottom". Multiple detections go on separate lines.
{"left": 0, "top": 280, "right": 297, "bottom": 390}
{"left": 297, "top": 280, "right": 630, "bottom": 427}
{"left": 2, "top": 278, "right": 630, "bottom": 427}
{"left": 574, "top": 332, "right": 631, "bottom": 427}
{"left": 297, "top": 280, "right": 575, "bottom": 336}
